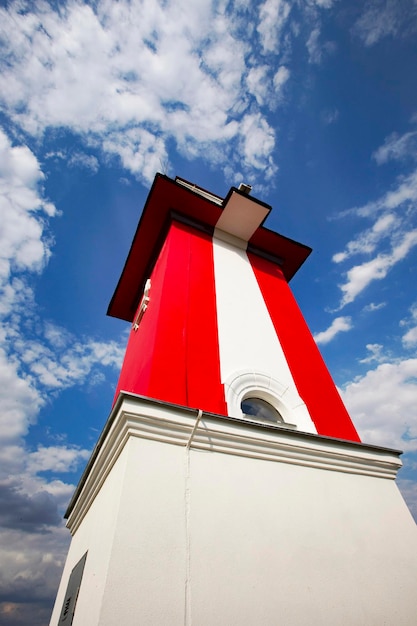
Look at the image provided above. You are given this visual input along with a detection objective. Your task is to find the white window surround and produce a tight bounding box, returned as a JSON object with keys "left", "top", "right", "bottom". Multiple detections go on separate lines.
{"left": 224, "top": 370, "right": 310, "bottom": 430}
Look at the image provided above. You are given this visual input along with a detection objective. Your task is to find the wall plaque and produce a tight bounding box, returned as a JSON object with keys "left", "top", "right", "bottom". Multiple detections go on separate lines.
{"left": 58, "top": 552, "right": 87, "bottom": 624}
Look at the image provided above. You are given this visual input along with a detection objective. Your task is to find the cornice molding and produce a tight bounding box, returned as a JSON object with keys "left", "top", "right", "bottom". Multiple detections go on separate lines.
{"left": 66, "top": 394, "right": 402, "bottom": 534}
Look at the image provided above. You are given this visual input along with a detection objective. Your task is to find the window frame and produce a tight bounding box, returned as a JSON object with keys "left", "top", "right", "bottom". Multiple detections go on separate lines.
{"left": 224, "top": 369, "right": 301, "bottom": 429}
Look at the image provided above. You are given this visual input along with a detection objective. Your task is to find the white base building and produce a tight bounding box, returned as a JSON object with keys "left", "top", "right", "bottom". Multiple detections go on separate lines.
{"left": 51, "top": 394, "right": 417, "bottom": 625}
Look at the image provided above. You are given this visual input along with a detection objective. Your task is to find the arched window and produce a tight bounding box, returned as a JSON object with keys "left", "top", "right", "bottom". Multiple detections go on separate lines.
{"left": 224, "top": 370, "right": 305, "bottom": 430}
{"left": 241, "top": 397, "right": 284, "bottom": 424}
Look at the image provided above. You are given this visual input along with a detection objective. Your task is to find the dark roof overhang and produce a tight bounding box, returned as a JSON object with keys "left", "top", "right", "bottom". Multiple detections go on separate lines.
{"left": 107, "top": 174, "right": 312, "bottom": 322}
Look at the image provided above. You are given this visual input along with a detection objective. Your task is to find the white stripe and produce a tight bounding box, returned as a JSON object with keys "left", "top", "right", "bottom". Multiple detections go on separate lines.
{"left": 212, "top": 231, "right": 317, "bottom": 433}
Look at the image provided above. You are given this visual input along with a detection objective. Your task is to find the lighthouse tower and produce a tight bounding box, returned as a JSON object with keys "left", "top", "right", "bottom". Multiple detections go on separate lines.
{"left": 50, "top": 175, "right": 417, "bottom": 626}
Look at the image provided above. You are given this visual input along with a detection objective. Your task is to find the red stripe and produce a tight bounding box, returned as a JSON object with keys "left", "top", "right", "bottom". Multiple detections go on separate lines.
{"left": 248, "top": 252, "right": 360, "bottom": 442}
{"left": 113, "top": 222, "right": 185, "bottom": 404}
{"left": 185, "top": 225, "right": 228, "bottom": 414}
{"left": 114, "top": 221, "right": 227, "bottom": 415}
{"left": 145, "top": 221, "right": 189, "bottom": 405}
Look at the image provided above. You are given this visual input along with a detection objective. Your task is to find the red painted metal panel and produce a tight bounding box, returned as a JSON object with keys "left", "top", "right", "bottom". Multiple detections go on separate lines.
{"left": 112, "top": 225, "right": 175, "bottom": 402}
{"left": 113, "top": 220, "right": 226, "bottom": 414}
{"left": 185, "top": 225, "right": 228, "bottom": 415}
{"left": 145, "top": 221, "right": 189, "bottom": 406}
{"left": 248, "top": 252, "right": 360, "bottom": 442}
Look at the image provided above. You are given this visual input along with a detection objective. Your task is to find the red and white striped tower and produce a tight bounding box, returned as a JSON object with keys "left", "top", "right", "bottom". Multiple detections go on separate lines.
{"left": 110, "top": 175, "right": 359, "bottom": 440}
{"left": 50, "top": 175, "right": 417, "bottom": 626}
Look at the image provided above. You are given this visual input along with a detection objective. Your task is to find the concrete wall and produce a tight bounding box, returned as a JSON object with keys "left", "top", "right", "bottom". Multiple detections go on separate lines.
{"left": 50, "top": 397, "right": 417, "bottom": 625}
{"left": 188, "top": 448, "right": 416, "bottom": 625}
{"left": 50, "top": 441, "right": 128, "bottom": 625}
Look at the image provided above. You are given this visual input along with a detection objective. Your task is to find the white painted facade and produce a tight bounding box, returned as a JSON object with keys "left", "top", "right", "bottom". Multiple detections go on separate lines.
{"left": 50, "top": 394, "right": 417, "bottom": 625}
{"left": 212, "top": 231, "right": 317, "bottom": 433}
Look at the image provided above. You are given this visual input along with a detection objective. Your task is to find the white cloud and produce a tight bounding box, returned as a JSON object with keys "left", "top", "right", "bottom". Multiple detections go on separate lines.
{"left": 306, "top": 23, "right": 336, "bottom": 65}
{"left": 46, "top": 150, "right": 100, "bottom": 174}
{"left": 0, "top": 520, "right": 70, "bottom": 624}
{"left": 0, "top": 0, "right": 338, "bottom": 189}
{"left": 333, "top": 151, "right": 417, "bottom": 308}
{"left": 273, "top": 65, "right": 290, "bottom": 93}
{"left": 246, "top": 64, "right": 290, "bottom": 108}
{"left": 362, "top": 301, "right": 386, "bottom": 313}
{"left": 0, "top": 347, "right": 43, "bottom": 445}
{"left": 314, "top": 316, "right": 352, "bottom": 345}
{"left": 307, "top": 27, "right": 322, "bottom": 63}
{"left": 359, "top": 343, "right": 385, "bottom": 364}
{"left": 403, "top": 327, "right": 417, "bottom": 347}
{"left": 313, "top": 0, "right": 334, "bottom": 7}
{"left": 102, "top": 128, "right": 168, "bottom": 184}
{"left": 257, "top": 0, "right": 291, "bottom": 54}
{"left": 373, "top": 131, "right": 417, "bottom": 165}
{"left": 43, "top": 322, "right": 73, "bottom": 350}
{"left": 379, "top": 168, "right": 417, "bottom": 212}
{"left": 342, "top": 358, "right": 417, "bottom": 451}
{"left": 354, "top": 0, "right": 416, "bottom": 46}
{"left": 12, "top": 334, "right": 125, "bottom": 391}
{"left": 321, "top": 108, "right": 339, "bottom": 125}
{"left": 0, "top": 128, "right": 54, "bottom": 445}
{"left": 354, "top": 0, "right": 400, "bottom": 46}
{"left": 339, "top": 229, "right": 417, "bottom": 307}
{"left": 246, "top": 66, "right": 270, "bottom": 106}
{"left": 333, "top": 213, "right": 398, "bottom": 263}
{"left": 27, "top": 446, "right": 90, "bottom": 475}
{"left": 239, "top": 113, "right": 277, "bottom": 178}
{"left": 0, "top": 129, "right": 56, "bottom": 289}
{"left": 401, "top": 303, "right": 417, "bottom": 348}
{"left": 345, "top": 168, "right": 417, "bottom": 219}
{"left": 0, "top": 458, "right": 86, "bottom": 622}
{"left": 0, "top": 0, "right": 285, "bottom": 184}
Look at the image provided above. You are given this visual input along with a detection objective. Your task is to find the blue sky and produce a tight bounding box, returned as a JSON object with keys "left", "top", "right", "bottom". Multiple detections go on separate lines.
{"left": 0, "top": 0, "right": 417, "bottom": 623}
